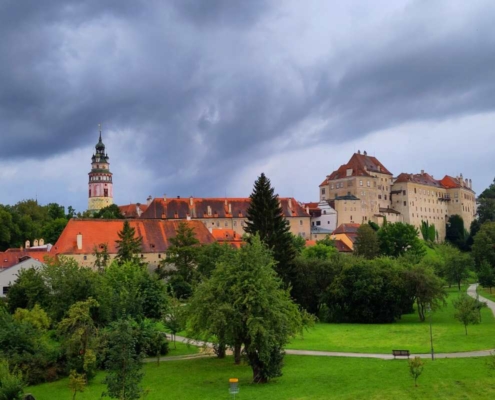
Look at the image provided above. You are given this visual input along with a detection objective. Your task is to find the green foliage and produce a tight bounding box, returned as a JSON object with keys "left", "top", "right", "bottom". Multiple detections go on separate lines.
{"left": 195, "top": 242, "right": 236, "bottom": 280}
{"left": 13, "top": 304, "right": 51, "bottom": 331}
{"left": 163, "top": 295, "right": 186, "bottom": 348}
{"left": 443, "top": 247, "right": 472, "bottom": 290}
{"left": 478, "top": 261, "right": 495, "bottom": 292}
{"left": 420, "top": 220, "right": 436, "bottom": 242}
{"left": 245, "top": 173, "right": 296, "bottom": 286}
{"left": 68, "top": 370, "right": 86, "bottom": 400}
{"left": 291, "top": 256, "right": 344, "bottom": 315}
{"left": 408, "top": 357, "right": 424, "bottom": 387}
{"left": 92, "top": 243, "right": 110, "bottom": 271}
{"left": 325, "top": 258, "right": 412, "bottom": 323}
{"left": 6, "top": 268, "right": 50, "bottom": 313}
{"left": 187, "top": 235, "right": 310, "bottom": 383}
{"left": 291, "top": 234, "right": 307, "bottom": 255}
{"left": 368, "top": 220, "right": 380, "bottom": 231}
{"left": 453, "top": 294, "right": 483, "bottom": 335}
{"left": 115, "top": 221, "right": 143, "bottom": 266}
{"left": 0, "top": 359, "right": 25, "bottom": 400}
{"left": 446, "top": 215, "right": 468, "bottom": 250}
{"left": 301, "top": 242, "right": 337, "bottom": 260}
{"left": 58, "top": 298, "right": 100, "bottom": 379}
{"left": 103, "top": 319, "right": 144, "bottom": 400}
{"left": 354, "top": 224, "right": 380, "bottom": 259}
{"left": 157, "top": 222, "right": 200, "bottom": 299}
{"left": 92, "top": 204, "right": 124, "bottom": 219}
{"left": 377, "top": 222, "right": 426, "bottom": 258}
{"left": 472, "top": 221, "right": 495, "bottom": 271}
{"left": 477, "top": 178, "right": 495, "bottom": 224}
{"left": 402, "top": 263, "right": 447, "bottom": 322}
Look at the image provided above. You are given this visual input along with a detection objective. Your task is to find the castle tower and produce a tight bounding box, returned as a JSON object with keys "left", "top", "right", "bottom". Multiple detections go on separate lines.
{"left": 88, "top": 125, "right": 113, "bottom": 212}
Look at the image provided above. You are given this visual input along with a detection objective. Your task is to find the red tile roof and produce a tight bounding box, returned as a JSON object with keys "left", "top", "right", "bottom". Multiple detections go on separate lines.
{"left": 211, "top": 229, "right": 243, "bottom": 248}
{"left": 320, "top": 152, "right": 392, "bottom": 186}
{"left": 394, "top": 172, "right": 444, "bottom": 188}
{"left": 140, "top": 197, "right": 309, "bottom": 219}
{"left": 0, "top": 249, "right": 52, "bottom": 269}
{"left": 333, "top": 223, "right": 361, "bottom": 235}
{"left": 119, "top": 204, "right": 149, "bottom": 218}
{"left": 52, "top": 219, "right": 215, "bottom": 255}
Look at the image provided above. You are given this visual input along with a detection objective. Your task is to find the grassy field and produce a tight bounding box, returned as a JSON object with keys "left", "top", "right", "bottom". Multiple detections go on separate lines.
{"left": 287, "top": 286, "right": 495, "bottom": 354}
{"left": 478, "top": 286, "right": 495, "bottom": 303}
{"left": 165, "top": 341, "right": 199, "bottom": 357}
{"left": 29, "top": 355, "right": 495, "bottom": 400}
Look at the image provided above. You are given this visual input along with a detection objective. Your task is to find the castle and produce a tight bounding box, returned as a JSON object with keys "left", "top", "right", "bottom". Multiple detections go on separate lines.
{"left": 318, "top": 151, "right": 476, "bottom": 240}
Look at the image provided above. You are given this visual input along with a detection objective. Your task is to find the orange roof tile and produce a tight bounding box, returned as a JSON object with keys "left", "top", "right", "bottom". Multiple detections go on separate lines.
{"left": 53, "top": 219, "right": 215, "bottom": 255}
{"left": 325, "top": 152, "right": 392, "bottom": 183}
{"left": 333, "top": 223, "right": 361, "bottom": 235}
{"left": 119, "top": 204, "right": 149, "bottom": 218}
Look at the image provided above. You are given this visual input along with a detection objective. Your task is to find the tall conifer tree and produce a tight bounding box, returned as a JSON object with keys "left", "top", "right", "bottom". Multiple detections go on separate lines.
{"left": 115, "top": 221, "right": 143, "bottom": 266}
{"left": 245, "top": 173, "right": 296, "bottom": 285}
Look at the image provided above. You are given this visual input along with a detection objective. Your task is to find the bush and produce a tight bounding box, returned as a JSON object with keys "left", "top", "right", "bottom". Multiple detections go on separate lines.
{"left": 0, "top": 360, "right": 25, "bottom": 400}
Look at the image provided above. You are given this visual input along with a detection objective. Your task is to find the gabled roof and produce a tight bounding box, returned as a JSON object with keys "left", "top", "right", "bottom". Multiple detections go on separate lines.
{"left": 53, "top": 219, "right": 215, "bottom": 255}
{"left": 211, "top": 229, "right": 243, "bottom": 248}
{"left": 334, "top": 240, "right": 352, "bottom": 252}
{"left": 394, "top": 172, "right": 443, "bottom": 188}
{"left": 140, "top": 197, "right": 310, "bottom": 219}
{"left": 119, "top": 204, "right": 149, "bottom": 218}
{"left": 333, "top": 223, "right": 361, "bottom": 235}
{"left": 0, "top": 248, "right": 52, "bottom": 269}
{"left": 320, "top": 152, "right": 392, "bottom": 186}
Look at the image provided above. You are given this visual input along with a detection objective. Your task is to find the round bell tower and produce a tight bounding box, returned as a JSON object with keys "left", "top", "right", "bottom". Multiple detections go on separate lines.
{"left": 88, "top": 125, "right": 113, "bottom": 212}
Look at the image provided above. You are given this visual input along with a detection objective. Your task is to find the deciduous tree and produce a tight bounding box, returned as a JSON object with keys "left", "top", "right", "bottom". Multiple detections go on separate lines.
{"left": 354, "top": 224, "right": 380, "bottom": 259}
{"left": 377, "top": 222, "right": 425, "bottom": 258}
{"left": 453, "top": 294, "right": 483, "bottom": 335}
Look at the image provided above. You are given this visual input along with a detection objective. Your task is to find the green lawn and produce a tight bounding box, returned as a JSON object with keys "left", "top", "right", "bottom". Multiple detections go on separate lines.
{"left": 29, "top": 355, "right": 495, "bottom": 400}
{"left": 165, "top": 341, "right": 199, "bottom": 357}
{"left": 478, "top": 286, "right": 495, "bottom": 303}
{"left": 288, "top": 286, "right": 495, "bottom": 354}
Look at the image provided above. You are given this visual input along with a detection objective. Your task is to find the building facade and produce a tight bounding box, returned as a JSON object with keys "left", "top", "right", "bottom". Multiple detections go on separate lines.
{"left": 88, "top": 128, "right": 113, "bottom": 212}
{"left": 319, "top": 151, "right": 476, "bottom": 241}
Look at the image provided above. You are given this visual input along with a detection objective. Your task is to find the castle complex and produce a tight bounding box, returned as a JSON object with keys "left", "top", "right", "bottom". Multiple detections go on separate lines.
{"left": 88, "top": 127, "right": 113, "bottom": 212}
{"left": 319, "top": 151, "right": 476, "bottom": 240}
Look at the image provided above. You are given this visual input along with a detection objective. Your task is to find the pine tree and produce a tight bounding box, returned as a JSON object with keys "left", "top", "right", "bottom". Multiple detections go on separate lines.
{"left": 115, "top": 221, "right": 142, "bottom": 266}
{"left": 245, "top": 173, "right": 296, "bottom": 286}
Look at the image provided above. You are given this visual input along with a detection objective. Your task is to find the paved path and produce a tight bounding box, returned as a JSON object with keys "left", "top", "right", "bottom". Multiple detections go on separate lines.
{"left": 467, "top": 283, "right": 495, "bottom": 316}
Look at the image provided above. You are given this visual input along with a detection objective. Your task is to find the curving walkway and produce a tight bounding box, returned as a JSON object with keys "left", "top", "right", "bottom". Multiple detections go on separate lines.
{"left": 153, "top": 284, "right": 495, "bottom": 362}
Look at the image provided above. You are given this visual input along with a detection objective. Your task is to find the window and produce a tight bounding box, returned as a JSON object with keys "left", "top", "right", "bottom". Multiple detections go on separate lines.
{"left": 2, "top": 287, "right": 9, "bottom": 295}
{"left": 89, "top": 189, "right": 91, "bottom": 197}
{"left": 403, "top": 190, "right": 406, "bottom": 195}
{"left": 316, "top": 221, "right": 321, "bottom": 226}
{"left": 104, "top": 189, "right": 108, "bottom": 197}
{"left": 83, "top": 255, "right": 87, "bottom": 261}
{"left": 321, "top": 188, "right": 326, "bottom": 194}
{"left": 331, "top": 184, "right": 334, "bottom": 189}
{"left": 367, "top": 181, "right": 370, "bottom": 187}
{"left": 299, "top": 220, "right": 303, "bottom": 226}
{"left": 233, "top": 221, "right": 237, "bottom": 227}
{"left": 414, "top": 188, "right": 417, "bottom": 193}
{"left": 378, "top": 195, "right": 382, "bottom": 199}
{"left": 359, "top": 180, "right": 363, "bottom": 186}
{"left": 404, "top": 201, "right": 406, "bottom": 206}
{"left": 384, "top": 195, "right": 387, "bottom": 200}
{"left": 158, "top": 254, "right": 162, "bottom": 259}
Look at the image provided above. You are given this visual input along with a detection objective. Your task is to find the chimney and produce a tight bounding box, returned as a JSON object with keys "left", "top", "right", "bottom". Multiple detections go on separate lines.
{"left": 136, "top": 205, "right": 142, "bottom": 217}
{"left": 288, "top": 198, "right": 292, "bottom": 209}
{"left": 364, "top": 150, "right": 367, "bottom": 155}
{"left": 186, "top": 214, "right": 191, "bottom": 221}
{"left": 306, "top": 206, "right": 309, "bottom": 214}
{"left": 421, "top": 170, "right": 424, "bottom": 175}
{"left": 33, "top": 239, "right": 39, "bottom": 247}
{"left": 25, "top": 240, "right": 30, "bottom": 249}
{"left": 147, "top": 195, "right": 152, "bottom": 206}
{"left": 469, "top": 178, "right": 472, "bottom": 188}
{"left": 190, "top": 196, "right": 193, "bottom": 206}
{"left": 208, "top": 227, "right": 213, "bottom": 233}
{"left": 76, "top": 233, "right": 83, "bottom": 250}
{"left": 39, "top": 238, "right": 44, "bottom": 246}
{"left": 207, "top": 205, "right": 212, "bottom": 216}
{"left": 357, "top": 150, "right": 361, "bottom": 154}
{"left": 177, "top": 195, "right": 181, "bottom": 199}
{"left": 163, "top": 194, "right": 167, "bottom": 202}
{"left": 228, "top": 203, "right": 232, "bottom": 214}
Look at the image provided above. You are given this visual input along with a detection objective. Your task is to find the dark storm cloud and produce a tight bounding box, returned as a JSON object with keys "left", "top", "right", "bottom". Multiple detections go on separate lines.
{"left": 1, "top": 0, "right": 495, "bottom": 198}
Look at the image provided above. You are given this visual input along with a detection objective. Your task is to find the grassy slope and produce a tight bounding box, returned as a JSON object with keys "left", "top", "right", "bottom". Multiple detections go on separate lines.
{"left": 288, "top": 286, "right": 495, "bottom": 354}
{"left": 478, "top": 286, "right": 495, "bottom": 303}
{"left": 29, "top": 355, "right": 495, "bottom": 400}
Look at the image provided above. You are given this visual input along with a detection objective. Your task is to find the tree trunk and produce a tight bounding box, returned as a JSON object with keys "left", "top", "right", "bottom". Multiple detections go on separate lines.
{"left": 248, "top": 352, "right": 268, "bottom": 384}
{"left": 216, "top": 342, "right": 226, "bottom": 359}
{"left": 234, "top": 341, "right": 242, "bottom": 365}
{"left": 458, "top": 281, "right": 461, "bottom": 291}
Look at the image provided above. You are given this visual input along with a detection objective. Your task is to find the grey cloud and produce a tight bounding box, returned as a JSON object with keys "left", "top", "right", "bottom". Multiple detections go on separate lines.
{"left": 0, "top": 0, "right": 495, "bottom": 203}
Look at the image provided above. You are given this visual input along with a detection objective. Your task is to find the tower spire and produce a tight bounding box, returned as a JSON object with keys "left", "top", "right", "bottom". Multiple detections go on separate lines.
{"left": 98, "top": 123, "right": 102, "bottom": 142}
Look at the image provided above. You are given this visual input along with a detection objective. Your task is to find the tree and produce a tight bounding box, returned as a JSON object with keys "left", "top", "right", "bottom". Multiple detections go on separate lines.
{"left": 368, "top": 220, "right": 380, "bottom": 232}
{"left": 93, "top": 204, "right": 124, "bottom": 219}
{"left": 93, "top": 243, "right": 110, "bottom": 271}
{"left": 377, "top": 222, "right": 425, "bottom": 258}
{"left": 403, "top": 263, "right": 447, "bottom": 322}
{"left": 187, "top": 235, "right": 309, "bottom": 383}
{"left": 196, "top": 242, "right": 236, "bottom": 280}
{"left": 244, "top": 173, "right": 296, "bottom": 286}
{"left": 354, "top": 224, "right": 380, "bottom": 259}
{"left": 157, "top": 222, "right": 200, "bottom": 299}
{"left": 478, "top": 261, "right": 495, "bottom": 293}
{"left": 472, "top": 222, "right": 495, "bottom": 271}
{"left": 408, "top": 357, "right": 424, "bottom": 387}
{"left": 115, "top": 221, "right": 143, "bottom": 266}
{"left": 420, "top": 220, "right": 436, "bottom": 243}
{"left": 13, "top": 304, "right": 50, "bottom": 331}
{"left": 68, "top": 370, "right": 86, "bottom": 400}
{"left": 446, "top": 215, "right": 467, "bottom": 250}
{"left": 301, "top": 242, "right": 337, "bottom": 260}
{"left": 58, "top": 298, "right": 99, "bottom": 378}
{"left": 0, "top": 359, "right": 25, "bottom": 400}
{"left": 6, "top": 268, "right": 49, "bottom": 313}
{"left": 453, "top": 294, "right": 482, "bottom": 335}
{"left": 443, "top": 247, "right": 472, "bottom": 291}
{"left": 291, "top": 234, "right": 307, "bottom": 255}
{"left": 163, "top": 295, "right": 185, "bottom": 350}
{"left": 477, "top": 178, "right": 495, "bottom": 224}
{"left": 103, "top": 319, "right": 144, "bottom": 400}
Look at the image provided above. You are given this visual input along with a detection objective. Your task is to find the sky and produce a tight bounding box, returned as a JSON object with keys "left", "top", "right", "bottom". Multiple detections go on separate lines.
{"left": 1, "top": 0, "right": 494, "bottom": 213}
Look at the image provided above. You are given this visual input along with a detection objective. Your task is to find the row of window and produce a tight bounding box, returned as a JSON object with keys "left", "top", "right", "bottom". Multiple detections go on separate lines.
{"left": 89, "top": 188, "right": 109, "bottom": 197}
{"left": 90, "top": 175, "right": 111, "bottom": 181}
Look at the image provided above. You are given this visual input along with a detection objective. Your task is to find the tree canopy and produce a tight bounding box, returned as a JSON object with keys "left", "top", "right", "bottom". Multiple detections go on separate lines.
{"left": 377, "top": 222, "right": 425, "bottom": 258}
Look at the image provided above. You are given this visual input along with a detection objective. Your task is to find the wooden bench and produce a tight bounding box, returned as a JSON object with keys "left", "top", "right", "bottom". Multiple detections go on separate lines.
{"left": 392, "top": 350, "right": 410, "bottom": 359}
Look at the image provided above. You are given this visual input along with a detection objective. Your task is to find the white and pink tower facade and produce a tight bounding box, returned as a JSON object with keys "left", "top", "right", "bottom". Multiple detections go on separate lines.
{"left": 88, "top": 128, "right": 113, "bottom": 212}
